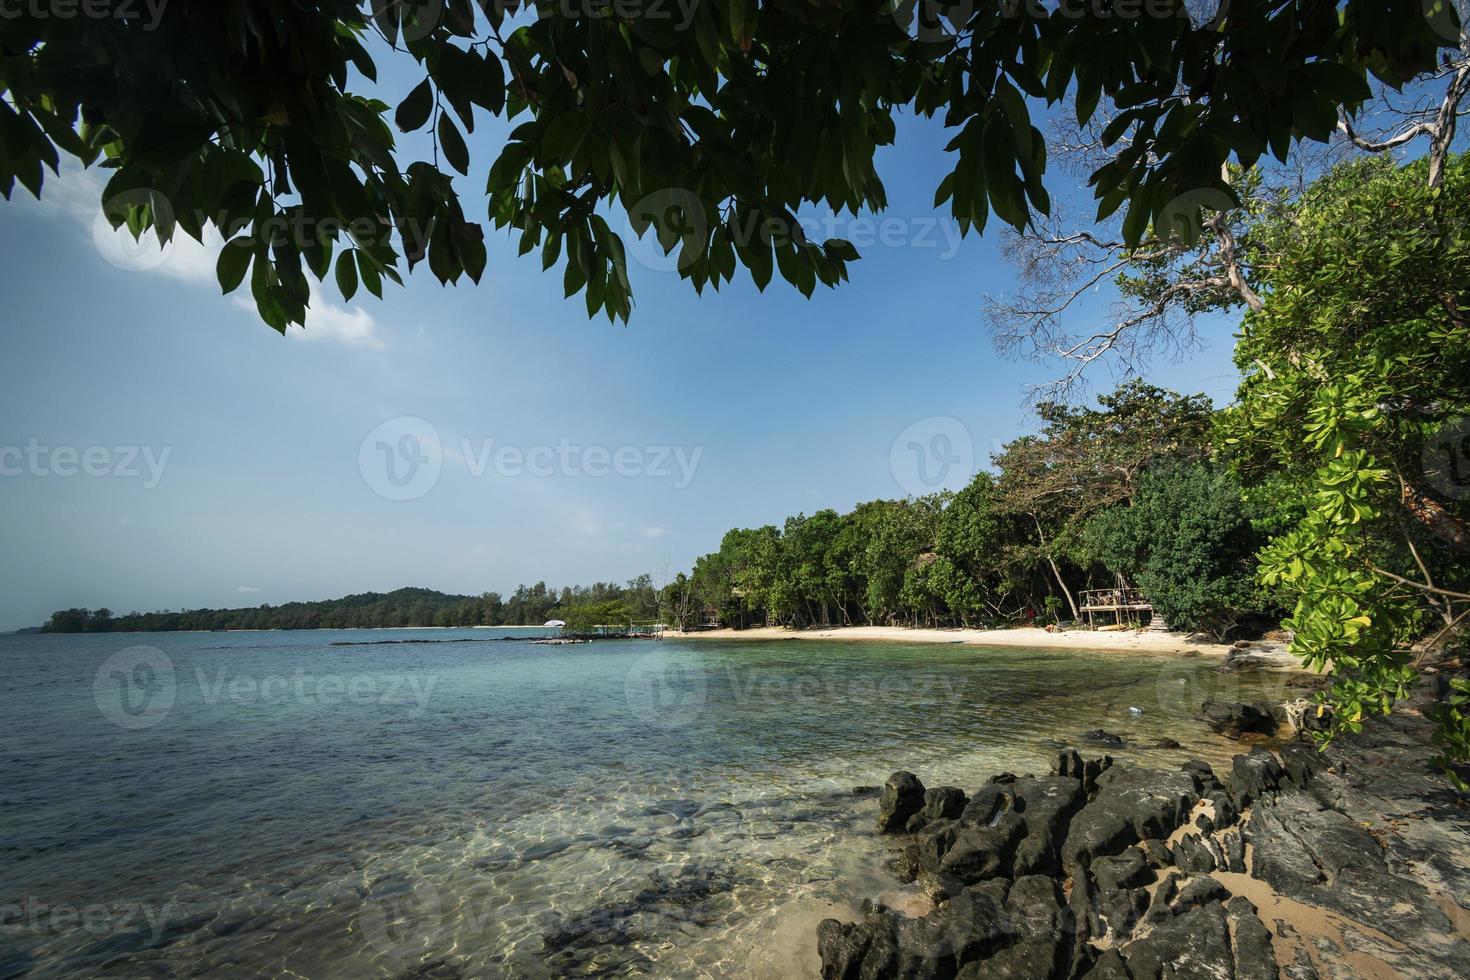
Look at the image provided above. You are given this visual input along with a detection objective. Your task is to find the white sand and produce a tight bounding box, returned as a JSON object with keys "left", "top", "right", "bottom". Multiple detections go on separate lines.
{"left": 673, "top": 623, "right": 1239, "bottom": 658}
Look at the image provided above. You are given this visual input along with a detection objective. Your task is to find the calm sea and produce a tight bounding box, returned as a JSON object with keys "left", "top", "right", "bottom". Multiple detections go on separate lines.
{"left": 0, "top": 629, "right": 1287, "bottom": 978}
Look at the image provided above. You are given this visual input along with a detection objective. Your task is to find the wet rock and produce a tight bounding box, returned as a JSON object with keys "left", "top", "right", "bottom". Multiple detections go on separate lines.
{"left": 1061, "top": 767, "right": 1198, "bottom": 870}
{"left": 878, "top": 771, "right": 926, "bottom": 833}
{"left": 1201, "top": 699, "right": 1278, "bottom": 738}
{"left": 1083, "top": 729, "right": 1126, "bottom": 748}
{"left": 1153, "top": 737, "right": 1183, "bottom": 749}
{"left": 852, "top": 785, "right": 881, "bottom": 797}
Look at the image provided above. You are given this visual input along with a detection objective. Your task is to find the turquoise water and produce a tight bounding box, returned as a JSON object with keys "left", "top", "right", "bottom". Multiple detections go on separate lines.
{"left": 0, "top": 630, "right": 1290, "bottom": 978}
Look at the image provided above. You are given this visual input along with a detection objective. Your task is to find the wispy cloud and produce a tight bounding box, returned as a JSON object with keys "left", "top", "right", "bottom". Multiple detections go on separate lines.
{"left": 236, "top": 586, "right": 261, "bottom": 594}
{"left": 638, "top": 525, "right": 668, "bottom": 539}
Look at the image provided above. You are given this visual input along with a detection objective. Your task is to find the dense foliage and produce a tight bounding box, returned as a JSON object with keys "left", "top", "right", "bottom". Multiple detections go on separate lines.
{"left": 41, "top": 578, "right": 661, "bottom": 631}
{"left": 1084, "top": 462, "right": 1270, "bottom": 639}
{"left": 0, "top": 2, "right": 1456, "bottom": 328}
{"left": 672, "top": 382, "right": 1242, "bottom": 632}
{"left": 1221, "top": 153, "right": 1470, "bottom": 780}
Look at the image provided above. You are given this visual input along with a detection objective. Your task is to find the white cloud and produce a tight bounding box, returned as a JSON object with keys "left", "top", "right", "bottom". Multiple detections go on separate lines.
{"left": 237, "top": 586, "right": 261, "bottom": 593}
{"left": 638, "top": 525, "right": 668, "bottom": 538}
{"left": 37, "top": 163, "right": 387, "bottom": 350}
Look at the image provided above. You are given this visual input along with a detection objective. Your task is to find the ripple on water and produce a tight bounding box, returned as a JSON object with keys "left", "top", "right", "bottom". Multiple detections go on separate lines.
{"left": 0, "top": 631, "right": 1285, "bottom": 977}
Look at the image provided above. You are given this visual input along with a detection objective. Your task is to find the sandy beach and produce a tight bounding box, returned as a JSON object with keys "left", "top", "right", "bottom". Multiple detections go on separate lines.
{"left": 673, "top": 623, "right": 1243, "bottom": 658}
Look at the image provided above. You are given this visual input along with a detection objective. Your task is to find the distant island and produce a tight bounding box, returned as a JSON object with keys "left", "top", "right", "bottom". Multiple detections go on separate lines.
{"left": 40, "top": 580, "right": 661, "bottom": 633}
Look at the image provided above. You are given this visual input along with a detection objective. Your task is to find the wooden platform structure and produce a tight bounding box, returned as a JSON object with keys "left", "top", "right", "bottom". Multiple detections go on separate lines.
{"left": 1079, "top": 587, "right": 1154, "bottom": 629}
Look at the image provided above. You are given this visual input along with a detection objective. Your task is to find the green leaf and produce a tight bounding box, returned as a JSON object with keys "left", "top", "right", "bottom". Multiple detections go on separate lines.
{"left": 395, "top": 79, "right": 434, "bottom": 133}
{"left": 335, "top": 249, "right": 358, "bottom": 301}
{"left": 216, "top": 237, "right": 253, "bottom": 293}
{"left": 439, "top": 114, "right": 469, "bottom": 175}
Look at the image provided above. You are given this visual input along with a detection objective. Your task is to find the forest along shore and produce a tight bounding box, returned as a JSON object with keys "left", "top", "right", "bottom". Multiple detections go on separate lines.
{"left": 814, "top": 688, "right": 1470, "bottom": 979}
{"left": 674, "top": 625, "right": 1276, "bottom": 661}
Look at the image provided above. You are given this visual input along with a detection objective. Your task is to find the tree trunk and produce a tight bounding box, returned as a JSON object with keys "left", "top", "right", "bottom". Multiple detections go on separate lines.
{"left": 1031, "top": 514, "right": 1080, "bottom": 620}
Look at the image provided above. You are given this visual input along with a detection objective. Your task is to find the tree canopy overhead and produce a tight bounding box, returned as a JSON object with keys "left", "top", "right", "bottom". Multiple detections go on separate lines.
{"left": 0, "top": 1, "right": 1458, "bottom": 329}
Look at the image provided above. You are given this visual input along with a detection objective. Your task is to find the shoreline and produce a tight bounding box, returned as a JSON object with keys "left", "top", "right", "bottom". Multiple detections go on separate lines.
{"left": 674, "top": 623, "right": 1246, "bottom": 659}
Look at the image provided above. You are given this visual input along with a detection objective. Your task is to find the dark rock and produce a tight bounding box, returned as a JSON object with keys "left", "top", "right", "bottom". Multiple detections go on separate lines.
{"left": 1091, "top": 849, "right": 1153, "bottom": 892}
{"left": 1009, "top": 776, "right": 1085, "bottom": 877}
{"left": 1180, "top": 760, "right": 1222, "bottom": 795}
{"left": 904, "top": 819, "right": 958, "bottom": 879}
{"left": 1209, "top": 791, "right": 1240, "bottom": 829}
{"left": 1201, "top": 699, "right": 1278, "bottom": 738}
{"left": 958, "top": 783, "right": 1014, "bottom": 829}
{"left": 1195, "top": 813, "right": 1216, "bottom": 836}
{"left": 1153, "top": 737, "right": 1183, "bottom": 749}
{"left": 1230, "top": 749, "right": 1284, "bottom": 807}
{"left": 852, "top": 785, "right": 881, "bottom": 797}
{"left": 1092, "top": 850, "right": 1154, "bottom": 942}
{"left": 1051, "top": 748, "right": 1115, "bottom": 795}
{"left": 1172, "top": 875, "right": 1229, "bottom": 912}
{"left": 1140, "top": 839, "right": 1173, "bottom": 869}
{"left": 960, "top": 875, "right": 1071, "bottom": 979}
{"left": 1221, "top": 831, "right": 1246, "bottom": 873}
{"left": 1225, "top": 896, "right": 1280, "bottom": 980}
{"left": 1083, "top": 948, "right": 1132, "bottom": 979}
{"left": 941, "top": 811, "right": 1026, "bottom": 884}
{"left": 1123, "top": 901, "right": 1234, "bottom": 980}
{"left": 1172, "top": 834, "right": 1218, "bottom": 874}
{"left": 922, "top": 786, "right": 969, "bottom": 822}
{"left": 878, "top": 771, "right": 926, "bottom": 834}
{"left": 1061, "top": 767, "right": 1198, "bottom": 870}
{"left": 1083, "top": 729, "right": 1126, "bottom": 748}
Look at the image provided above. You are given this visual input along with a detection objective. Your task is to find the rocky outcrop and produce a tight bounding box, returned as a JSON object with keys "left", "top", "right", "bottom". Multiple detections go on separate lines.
{"left": 877, "top": 771, "right": 925, "bottom": 833}
{"left": 1199, "top": 698, "right": 1278, "bottom": 738}
{"left": 822, "top": 705, "right": 1470, "bottom": 980}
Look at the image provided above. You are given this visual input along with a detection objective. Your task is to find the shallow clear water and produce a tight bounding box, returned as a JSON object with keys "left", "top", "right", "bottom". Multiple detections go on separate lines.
{"left": 0, "top": 630, "right": 1292, "bottom": 978}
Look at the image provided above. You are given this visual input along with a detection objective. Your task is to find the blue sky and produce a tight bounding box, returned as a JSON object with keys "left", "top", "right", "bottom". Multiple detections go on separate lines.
{"left": 0, "top": 50, "right": 1245, "bottom": 630}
